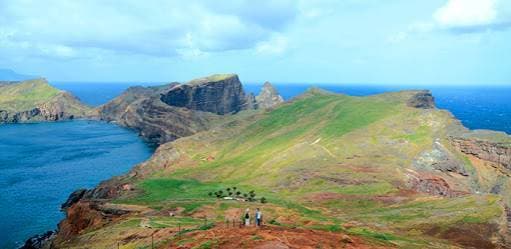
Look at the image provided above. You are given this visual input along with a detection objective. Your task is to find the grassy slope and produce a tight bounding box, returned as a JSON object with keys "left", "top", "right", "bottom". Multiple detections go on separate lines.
{"left": 73, "top": 90, "right": 504, "bottom": 248}
{"left": 0, "top": 78, "right": 60, "bottom": 112}
{"left": 0, "top": 78, "right": 93, "bottom": 118}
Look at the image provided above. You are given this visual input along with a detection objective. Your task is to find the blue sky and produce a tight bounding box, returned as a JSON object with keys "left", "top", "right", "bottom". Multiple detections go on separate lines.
{"left": 0, "top": 0, "right": 510, "bottom": 85}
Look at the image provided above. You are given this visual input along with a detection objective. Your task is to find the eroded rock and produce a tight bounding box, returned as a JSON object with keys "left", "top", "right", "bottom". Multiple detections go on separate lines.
{"left": 255, "top": 81, "right": 284, "bottom": 109}
{"left": 407, "top": 90, "right": 435, "bottom": 109}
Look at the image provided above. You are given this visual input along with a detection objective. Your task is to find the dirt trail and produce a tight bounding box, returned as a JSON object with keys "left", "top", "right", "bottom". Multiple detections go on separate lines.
{"left": 168, "top": 225, "right": 394, "bottom": 249}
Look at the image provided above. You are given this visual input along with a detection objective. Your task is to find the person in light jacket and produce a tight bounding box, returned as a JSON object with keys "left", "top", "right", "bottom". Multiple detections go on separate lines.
{"left": 255, "top": 208, "right": 262, "bottom": 227}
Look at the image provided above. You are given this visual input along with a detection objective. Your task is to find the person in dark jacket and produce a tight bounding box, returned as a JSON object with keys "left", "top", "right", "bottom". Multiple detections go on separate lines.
{"left": 244, "top": 208, "right": 250, "bottom": 226}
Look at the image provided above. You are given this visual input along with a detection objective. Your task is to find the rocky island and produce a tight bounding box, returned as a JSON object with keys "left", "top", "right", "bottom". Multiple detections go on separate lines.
{"left": 8, "top": 74, "right": 511, "bottom": 248}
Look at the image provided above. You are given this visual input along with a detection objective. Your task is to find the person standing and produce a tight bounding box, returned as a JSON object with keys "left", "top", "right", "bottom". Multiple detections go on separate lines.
{"left": 255, "top": 208, "right": 262, "bottom": 227}
{"left": 244, "top": 208, "right": 250, "bottom": 226}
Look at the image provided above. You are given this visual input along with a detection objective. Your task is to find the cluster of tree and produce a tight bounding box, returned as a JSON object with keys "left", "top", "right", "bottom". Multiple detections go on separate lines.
{"left": 208, "top": 187, "right": 267, "bottom": 203}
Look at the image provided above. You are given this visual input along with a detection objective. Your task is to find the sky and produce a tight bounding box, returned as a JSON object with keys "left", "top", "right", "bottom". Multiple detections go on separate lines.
{"left": 0, "top": 0, "right": 510, "bottom": 85}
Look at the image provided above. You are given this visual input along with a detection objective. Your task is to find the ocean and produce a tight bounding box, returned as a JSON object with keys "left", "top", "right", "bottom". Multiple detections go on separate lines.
{"left": 0, "top": 82, "right": 509, "bottom": 248}
{"left": 0, "top": 120, "right": 154, "bottom": 248}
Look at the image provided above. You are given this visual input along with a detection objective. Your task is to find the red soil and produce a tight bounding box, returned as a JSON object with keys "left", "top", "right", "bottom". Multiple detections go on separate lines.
{"left": 166, "top": 225, "right": 394, "bottom": 249}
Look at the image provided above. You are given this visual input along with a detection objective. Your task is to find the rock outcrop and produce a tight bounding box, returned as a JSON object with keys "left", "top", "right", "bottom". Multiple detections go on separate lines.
{"left": 408, "top": 173, "right": 467, "bottom": 197}
{"left": 450, "top": 136, "right": 511, "bottom": 171}
{"left": 160, "top": 74, "right": 254, "bottom": 114}
{"left": 0, "top": 79, "right": 93, "bottom": 123}
{"left": 20, "top": 231, "right": 56, "bottom": 249}
{"left": 255, "top": 81, "right": 284, "bottom": 109}
{"left": 98, "top": 74, "right": 258, "bottom": 144}
{"left": 407, "top": 90, "right": 435, "bottom": 109}
{"left": 413, "top": 141, "right": 469, "bottom": 176}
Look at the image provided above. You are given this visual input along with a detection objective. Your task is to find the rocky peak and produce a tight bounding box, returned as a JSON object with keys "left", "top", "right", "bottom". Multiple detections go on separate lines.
{"left": 255, "top": 81, "right": 284, "bottom": 109}
{"left": 407, "top": 90, "right": 435, "bottom": 109}
{"left": 160, "top": 74, "right": 253, "bottom": 115}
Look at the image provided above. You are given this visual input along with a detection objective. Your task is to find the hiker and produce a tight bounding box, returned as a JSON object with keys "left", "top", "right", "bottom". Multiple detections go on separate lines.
{"left": 244, "top": 208, "right": 250, "bottom": 226}
{"left": 255, "top": 208, "right": 262, "bottom": 227}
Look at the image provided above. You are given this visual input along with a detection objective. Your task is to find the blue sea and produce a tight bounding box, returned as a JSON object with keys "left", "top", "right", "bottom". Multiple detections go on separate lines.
{"left": 0, "top": 121, "right": 154, "bottom": 247}
{"left": 0, "top": 82, "right": 510, "bottom": 248}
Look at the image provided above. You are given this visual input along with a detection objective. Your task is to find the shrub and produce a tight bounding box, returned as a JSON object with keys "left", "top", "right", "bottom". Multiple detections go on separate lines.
{"left": 260, "top": 197, "right": 267, "bottom": 203}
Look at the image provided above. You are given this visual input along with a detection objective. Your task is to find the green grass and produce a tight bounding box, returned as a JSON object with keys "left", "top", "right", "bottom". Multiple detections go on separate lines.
{"left": 0, "top": 79, "right": 60, "bottom": 111}
{"left": 193, "top": 239, "right": 219, "bottom": 249}
{"left": 321, "top": 97, "right": 399, "bottom": 138}
{"left": 117, "top": 178, "right": 222, "bottom": 213}
{"left": 149, "top": 216, "right": 204, "bottom": 229}
{"left": 395, "top": 125, "right": 431, "bottom": 144}
{"left": 126, "top": 178, "right": 221, "bottom": 204}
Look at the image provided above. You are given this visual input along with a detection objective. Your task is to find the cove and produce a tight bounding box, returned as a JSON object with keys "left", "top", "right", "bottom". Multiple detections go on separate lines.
{"left": 0, "top": 120, "right": 154, "bottom": 248}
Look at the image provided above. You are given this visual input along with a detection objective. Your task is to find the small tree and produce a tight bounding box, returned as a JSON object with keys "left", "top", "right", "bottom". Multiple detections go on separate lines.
{"left": 243, "top": 193, "right": 248, "bottom": 198}
{"left": 260, "top": 197, "right": 267, "bottom": 204}
{"left": 208, "top": 192, "right": 213, "bottom": 197}
{"left": 228, "top": 192, "right": 233, "bottom": 196}
{"left": 236, "top": 191, "right": 241, "bottom": 196}
{"left": 226, "top": 188, "right": 231, "bottom": 192}
{"left": 233, "top": 187, "right": 237, "bottom": 191}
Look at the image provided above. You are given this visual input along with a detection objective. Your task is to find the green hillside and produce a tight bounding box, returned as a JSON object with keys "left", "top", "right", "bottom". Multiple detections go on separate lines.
{"left": 0, "top": 78, "right": 60, "bottom": 112}
{"left": 0, "top": 78, "right": 93, "bottom": 123}
{"left": 56, "top": 90, "right": 509, "bottom": 248}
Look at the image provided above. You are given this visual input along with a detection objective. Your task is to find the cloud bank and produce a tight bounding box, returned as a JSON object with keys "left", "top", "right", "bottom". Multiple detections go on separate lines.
{"left": 434, "top": 0, "right": 511, "bottom": 33}
{"left": 0, "top": 0, "right": 298, "bottom": 59}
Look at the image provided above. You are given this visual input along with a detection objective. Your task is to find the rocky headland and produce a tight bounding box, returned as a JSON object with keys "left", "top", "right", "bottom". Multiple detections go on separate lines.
{"left": 0, "top": 78, "right": 94, "bottom": 123}
{"left": 98, "top": 74, "right": 282, "bottom": 144}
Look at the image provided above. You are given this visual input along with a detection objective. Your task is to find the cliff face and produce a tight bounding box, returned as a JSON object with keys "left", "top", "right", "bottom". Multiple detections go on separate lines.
{"left": 99, "top": 74, "right": 257, "bottom": 144}
{"left": 0, "top": 79, "right": 93, "bottom": 123}
{"left": 255, "top": 81, "right": 284, "bottom": 109}
{"left": 160, "top": 74, "right": 254, "bottom": 114}
{"left": 450, "top": 136, "right": 511, "bottom": 171}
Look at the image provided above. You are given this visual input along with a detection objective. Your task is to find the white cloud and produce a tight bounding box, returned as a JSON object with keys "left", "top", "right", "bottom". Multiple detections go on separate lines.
{"left": 389, "top": 0, "right": 511, "bottom": 42}
{"left": 0, "top": 0, "right": 298, "bottom": 60}
{"left": 433, "top": 0, "right": 511, "bottom": 32}
{"left": 434, "top": 0, "right": 498, "bottom": 27}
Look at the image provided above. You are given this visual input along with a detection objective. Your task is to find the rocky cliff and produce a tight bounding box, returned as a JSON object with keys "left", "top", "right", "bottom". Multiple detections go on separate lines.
{"left": 160, "top": 74, "right": 254, "bottom": 114}
{"left": 255, "top": 81, "right": 284, "bottom": 109}
{"left": 407, "top": 90, "right": 435, "bottom": 109}
{"left": 0, "top": 79, "right": 93, "bottom": 123}
{"left": 98, "top": 74, "right": 258, "bottom": 144}
{"left": 449, "top": 130, "right": 511, "bottom": 172}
